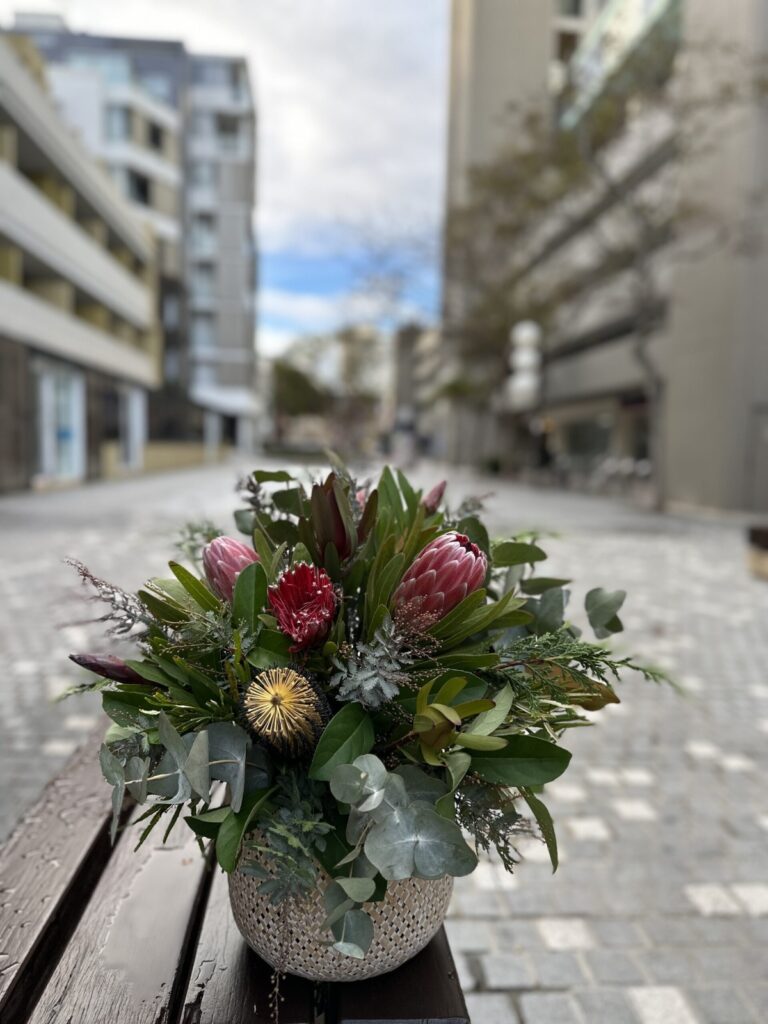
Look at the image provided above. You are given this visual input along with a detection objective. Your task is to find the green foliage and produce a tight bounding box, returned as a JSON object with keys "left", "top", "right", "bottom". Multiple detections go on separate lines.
{"left": 70, "top": 458, "right": 665, "bottom": 962}
{"left": 309, "top": 703, "right": 375, "bottom": 781}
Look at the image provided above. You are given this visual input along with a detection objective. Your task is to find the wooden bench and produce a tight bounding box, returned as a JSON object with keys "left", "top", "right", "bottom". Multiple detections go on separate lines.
{"left": 0, "top": 741, "right": 470, "bottom": 1024}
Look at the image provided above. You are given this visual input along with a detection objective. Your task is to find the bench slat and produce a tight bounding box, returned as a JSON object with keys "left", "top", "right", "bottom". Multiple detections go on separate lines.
{"left": 336, "top": 928, "right": 470, "bottom": 1024}
{"left": 181, "top": 869, "right": 315, "bottom": 1024}
{"left": 0, "top": 739, "right": 113, "bottom": 1020}
{"left": 26, "top": 805, "right": 210, "bottom": 1024}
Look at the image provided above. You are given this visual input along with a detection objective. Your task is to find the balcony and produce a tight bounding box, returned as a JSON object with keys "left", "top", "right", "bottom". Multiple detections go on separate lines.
{"left": 560, "top": 0, "right": 681, "bottom": 129}
{"left": 0, "top": 162, "right": 152, "bottom": 329}
{"left": 0, "top": 278, "right": 157, "bottom": 387}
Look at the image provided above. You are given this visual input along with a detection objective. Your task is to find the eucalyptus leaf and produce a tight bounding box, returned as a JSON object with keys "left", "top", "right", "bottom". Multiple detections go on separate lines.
{"left": 331, "top": 908, "right": 374, "bottom": 959}
{"left": 99, "top": 744, "right": 125, "bottom": 844}
{"left": 335, "top": 876, "right": 376, "bottom": 903}
{"left": 364, "top": 803, "right": 477, "bottom": 881}
{"left": 469, "top": 682, "right": 514, "bottom": 736}
{"left": 207, "top": 721, "right": 269, "bottom": 813}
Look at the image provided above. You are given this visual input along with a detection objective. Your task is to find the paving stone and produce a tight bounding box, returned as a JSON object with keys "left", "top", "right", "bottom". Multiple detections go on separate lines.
{"left": 445, "top": 918, "right": 497, "bottom": 953}
{"left": 536, "top": 917, "right": 595, "bottom": 950}
{"left": 585, "top": 950, "right": 647, "bottom": 985}
{"left": 686, "top": 986, "right": 759, "bottom": 1024}
{"left": 481, "top": 953, "right": 537, "bottom": 990}
{"left": 518, "top": 992, "right": 584, "bottom": 1024}
{"left": 685, "top": 885, "right": 742, "bottom": 916}
{"left": 628, "top": 986, "right": 701, "bottom": 1024}
{"left": 575, "top": 988, "right": 640, "bottom": 1024}
{"left": 528, "top": 951, "right": 587, "bottom": 988}
{"left": 730, "top": 883, "right": 768, "bottom": 916}
{"left": 465, "top": 992, "right": 520, "bottom": 1024}
{"left": 590, "top": 918, "right": 646, "bottom": 948}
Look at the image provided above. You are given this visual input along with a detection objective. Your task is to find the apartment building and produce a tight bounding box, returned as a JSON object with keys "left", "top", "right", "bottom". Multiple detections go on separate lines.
{"left": 0, "top": 35, "right": 160, "bottom": 491}
{"left": 186, "top": 54, "right": 258, "bottom": 450}
{"left": 8, "top": 14, "right": 259, "bottom": 453}
{"left": 441, "top": 0, "right": 768, "bottom": 512}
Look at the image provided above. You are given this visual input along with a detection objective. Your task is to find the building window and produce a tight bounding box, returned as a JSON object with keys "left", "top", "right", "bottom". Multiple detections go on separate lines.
{"left": 190, "top": 265, "right": 215, "bottom": 301}
{"left": 147, "top": 121, "right": 164, "bottom": 152}
{"left": 105, "top": 105, "right": 131, "bottom": 141}
{"left": 190, "top": 111, "right": 213, "bottom": 136}
{"left": 163, "top": 294, "right": 180, "bottom": 330}
{"left": 189, "top": 162, "right": 218, "bottom": 187}
{"left": 127, "top": 170, "right": 151, "bottom": 205}
{"left": 556, "top": 30, "right": 580, "bottom": 64}
{"left": 141, "top": 73, "right": 173, "bottom": 104}
{"left": 559, "top": 0, "right": 583, "bottom": 15}
{"left": 191, "top": 313, "right": 216, "bottom": 350}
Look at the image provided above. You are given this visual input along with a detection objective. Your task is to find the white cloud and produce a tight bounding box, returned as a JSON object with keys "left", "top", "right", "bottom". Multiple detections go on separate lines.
{"left": 1, "top": 0, "right": 449, "bottom": 253}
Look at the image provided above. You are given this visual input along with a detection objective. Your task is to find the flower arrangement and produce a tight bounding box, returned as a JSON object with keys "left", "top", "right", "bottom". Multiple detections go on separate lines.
{"left": 69, "top": 462, "right": 661, "bottom": 965}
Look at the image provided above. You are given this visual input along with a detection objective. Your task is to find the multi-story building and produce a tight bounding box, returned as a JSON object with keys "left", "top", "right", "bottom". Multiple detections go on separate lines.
{"left": 0, "top": 34, "right": 160, "bottom": 491}
{"left": 8, "top": 14, "right": 259, "bottom": 453}
{"left": 441, "top": 0, "right": 768, "bottom": 512}
{"left": 185, "top": 54, "right": 258, "bottom": 450}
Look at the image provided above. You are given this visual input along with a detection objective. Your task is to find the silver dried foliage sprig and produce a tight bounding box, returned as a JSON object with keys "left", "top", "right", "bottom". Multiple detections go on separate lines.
{"left": 66, "top": 558, "right": 151, "bottom": 636}
{"left": 330, "top": 610, "right": 439, "bottom": 709}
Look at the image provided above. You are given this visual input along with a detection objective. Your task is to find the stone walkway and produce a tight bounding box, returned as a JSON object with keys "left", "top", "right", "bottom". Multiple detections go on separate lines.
{"left": 1, "top": 462, "right": 766, "bottom": 1022}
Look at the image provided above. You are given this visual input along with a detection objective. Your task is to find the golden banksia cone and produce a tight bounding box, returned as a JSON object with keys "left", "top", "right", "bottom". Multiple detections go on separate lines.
{"left": 242, "top": 668, "right": 328, "bottom": 756}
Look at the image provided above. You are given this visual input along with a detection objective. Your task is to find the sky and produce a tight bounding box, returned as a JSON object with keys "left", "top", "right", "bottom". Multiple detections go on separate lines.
{"left": 0, "top": 1, "right": 450, "bottom": 357}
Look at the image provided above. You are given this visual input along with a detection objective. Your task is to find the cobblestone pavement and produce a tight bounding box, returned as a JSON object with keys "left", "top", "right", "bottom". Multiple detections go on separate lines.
{"left": 1, "top": 462, "right": 767, "bottom": 1023}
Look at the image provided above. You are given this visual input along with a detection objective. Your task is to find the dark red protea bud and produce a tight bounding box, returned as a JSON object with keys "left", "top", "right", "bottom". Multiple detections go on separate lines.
{"left": 202, "top": 536, "right": 259, "bottom": 602}
{"left": 268, "top": 563, "right": 337, "bottom": 652}
{"left": 392, "top": 531, "right": 487, "bottom": 620}
{"left": 69, "top": 653, "right": 146, "bottom": 684}
{"left": 309, "top": 473, "right": 356, "bottom": 562}
{"left": 421, "top": 480, "right": 447, "bottom": 515}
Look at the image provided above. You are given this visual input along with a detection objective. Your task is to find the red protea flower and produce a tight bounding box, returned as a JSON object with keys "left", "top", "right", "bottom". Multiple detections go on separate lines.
{"left": 202, "top": 536, "right": 260, "bottom": 602}
{"left": 268, "top": 563, "right": 337, "bottom": 651}
{"left": 392, "top": 531, "right": 487, "bottom": 620}
{"left": 421, "top": 480, "right": 447, "bottom": 514}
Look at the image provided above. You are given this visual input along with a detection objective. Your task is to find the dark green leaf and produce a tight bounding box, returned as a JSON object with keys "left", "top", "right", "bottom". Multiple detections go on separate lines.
{"left": 168, "top": 561, "right": 220, "bottom": 612}
{"left": 471, "top": 735, "right": 571, "bottom": 787}
{"left": 309, "top": 703, "right": 375, "bottom": 781}
{"left": 232, "top": 561, "right": 268, "bottom": 633}
{"left": 492, "top": 541, "right": 547, "bottom": 567}
{"left": 215, "top": 788, "right": 273, "bottom": 872}
{"left": 521, "top": 788, "right": 559, "bottom": 872}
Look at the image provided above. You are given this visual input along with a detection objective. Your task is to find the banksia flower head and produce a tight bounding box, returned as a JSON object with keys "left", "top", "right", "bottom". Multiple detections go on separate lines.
{"left": 268, "top": 563, "right": 337, "bottom": 652}
{"left": 392, "top": 531, "right": 487, "bottom": 621}
{"left": 242, "top": 667, "right": 329, "bottom": 756}
{"left": 421, "top": 480, "right": 447, "bottom": 515}
{"left": 202, "top": 536, "right": 259, "bottom": 602}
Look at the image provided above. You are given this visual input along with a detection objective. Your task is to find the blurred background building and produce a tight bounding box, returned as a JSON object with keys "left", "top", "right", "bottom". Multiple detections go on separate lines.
{"left": 0, "top": 34, "right": 160, "bottom": 491}
{"left": 439, "top": 0, "right": 768, "bottom": 513}
{"left": 0, "top": 13, "right": 258, "bottom": 492}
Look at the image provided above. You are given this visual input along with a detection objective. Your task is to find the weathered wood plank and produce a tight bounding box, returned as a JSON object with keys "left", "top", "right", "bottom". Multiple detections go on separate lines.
{"left": 336, "top": 928, "right": 470, "bottom": 1024}
{"left": 181, "top": 869, "right": 315, "bottom": 1024}
{"left": 0, "top": 738, "right": 113, "bottom": 1020}
{"left": 27, "top": 804, "right": 211, "bottom": 1024}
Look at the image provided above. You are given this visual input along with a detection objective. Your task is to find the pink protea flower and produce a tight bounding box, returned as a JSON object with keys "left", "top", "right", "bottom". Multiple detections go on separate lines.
{"left": 202, "top": 536, "right": 260, "bottom": 602}
{"left": 392, "top": 531, "right": 487, "bottom": 620}
{"left": 268, "top": 563, "right": 337, "bottom": 651}
{"left": 421, "top": 480, "right": 447, "bottom": 515}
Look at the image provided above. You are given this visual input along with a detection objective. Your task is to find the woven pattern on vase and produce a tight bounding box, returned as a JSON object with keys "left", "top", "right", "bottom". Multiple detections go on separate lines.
{"left": 228, "top": 867, "right": 454, "bottom": 981}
